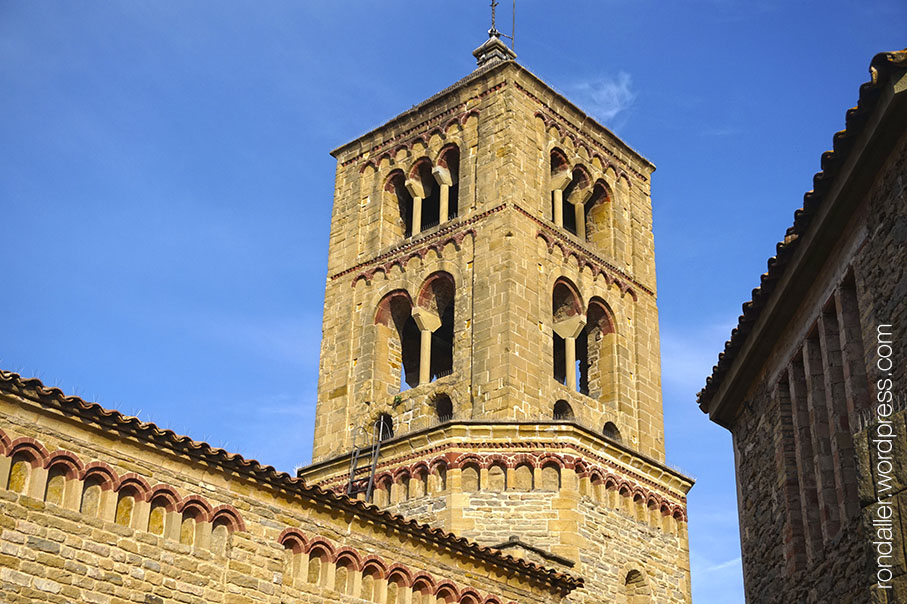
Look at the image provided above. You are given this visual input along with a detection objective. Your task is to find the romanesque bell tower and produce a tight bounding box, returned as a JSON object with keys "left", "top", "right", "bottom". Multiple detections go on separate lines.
{"left": 299, "top": 33, "right": 693, "bottom": 603}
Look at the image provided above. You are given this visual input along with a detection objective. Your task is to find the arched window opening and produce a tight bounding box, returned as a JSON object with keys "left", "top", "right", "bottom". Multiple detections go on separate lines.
{"left": 552, "top": 279, "right": 584, "bottom": 390}
{"left": 437, "top": 145, "right": 460, "bottom": 221}
{"left": 624, "top": 569, "right": 651, "bottom": 604}
{"left": 281, "top": 537, "right": 304, "bottom": 586}
{"left": 540, "top": 463, "right": 561, "bottom": 491}
{"left": 550, "top": 149, "right": 571, "bottom": 228}
{"left": 360, "top": 568, "right": 380, "bottom": 602}
{"left": 461, "top": 464, "right": 480, "bottom": 493}
{"left": 306, "top": 548, "right": 328, "bottom": 585}
{"left": 603, "top": 421, "right": 622, "bottom": 442}
{"left": 553, "top": 400, "right": 574, "bottom": 421}
{"left": 561, "top": 166, "right": 592, "bottom": 237}
{"left": 488, "top": 464, "right": 506, "bottom": 492}
{"left": 80, "top": 476, "right": 105, "bottom": 517}
{"left": 115, "top": 487, "right": 138, "bottom": 527}
{"left": 334, "top": 558, "right": 354, "bottom": 595}
{"left": 7, "top": 452, "right": 34, "bottom": 494}
{"left": 586, "top": 181, "right": 612, "bottom": 249}
{"left": 408, "top": 159, "right": 437, "bottom": 235}
{"left": 375, "top": 291, "right": 420, "bottom": 392}
{"left": 210, "top": 517, "right": 231, "bottom": 557}
{"left": 553, "top": 332, "right": 567, "bottom": 385}
{"left": 400, "top": 315, "right": 421, "bottom": 390}
{"left": 577, "top": 298, "right": 616, "bottom": 398}
{"left": 434, "top": 394, "right": 453, "bottom": 422}
{"left": 415, "top": 272, "right": 456, "bottom": 383}
{"left": 43, "top": 464, "right": 68, "bottom": 505}
{"left": 387, "top": 171, "right": 414, "bottom": 238}
{"left": 375, "top": 413, "right": 394, "bottom": 441}
{"left": 147, "top": 495, "right": 170, "bottom": 535}
{"left": 513, "top": 463, "right": 533, "bottom": 491}
{"left": 431, "top": 463, "right": 448, "bottom": 493}
{"left": 179, "top": 509, "right": 200, "bottom": 547}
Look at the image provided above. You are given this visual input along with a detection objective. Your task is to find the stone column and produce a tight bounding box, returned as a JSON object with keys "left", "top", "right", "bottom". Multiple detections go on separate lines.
{"left": 553, "top": 315, "right": 586, "bottom": 391}
{"left": 432, "top": 166, "right": 453, "bottom": 224}
{"left": 405, "top": 178, "right": 425, "bottom": 236}
{"left": 412, "top": 308, "right": 442, "bottom": 386}
{"left": 568, "top": 186, "right": 593, "bottom": 240}
{"left": 550, "top": 171, "right": 572, "bottom": 228}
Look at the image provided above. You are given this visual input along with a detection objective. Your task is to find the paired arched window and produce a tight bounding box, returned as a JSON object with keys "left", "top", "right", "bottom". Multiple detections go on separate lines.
{"left": 551, "top": 279, "right": 616, "bottom": 398}
{"left": 374, "top": 272, "right": 456, "bottom": 393}
{"left": 549, "top": 149, "right": 612, "bottom": 244}
{"left": 387, "top": 147, "right": 460, "bottom": 239}
{"left": 374, "top": 291, "right": 421, "bottom": 391}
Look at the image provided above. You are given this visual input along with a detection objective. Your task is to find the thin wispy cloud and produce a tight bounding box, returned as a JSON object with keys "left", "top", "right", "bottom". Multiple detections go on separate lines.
{"left": 705, "top": 556, "right": 742, "bottom": 573}
{"left": 567, "top": 71, "right": 637, "bottom": 126}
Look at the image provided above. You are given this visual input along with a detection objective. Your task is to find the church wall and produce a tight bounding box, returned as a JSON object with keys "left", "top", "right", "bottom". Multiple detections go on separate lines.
{"left": 0, "top": 390, "right": 573, "bottom": 604}
{"left": 726, "top": 119, "right": 907, "bottom": 602}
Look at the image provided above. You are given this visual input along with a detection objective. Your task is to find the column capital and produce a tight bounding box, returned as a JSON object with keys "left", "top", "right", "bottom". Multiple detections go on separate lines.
{"left": 567, "top": 185, "right": 593, "bottom": 206}
{"left": 432, "top": 166, "right": 453, "bottom": 186}
{"left": 412, "top": 307, "right": 442, "bottom": 332}
{"left": 405, "top": 178, "right": 426, "bottom": 198}
{"left": 550, "top": 170, "right": 572, "bottom": 191}
{"left": 553, "top": 315, "right": 586, "bottom": 339}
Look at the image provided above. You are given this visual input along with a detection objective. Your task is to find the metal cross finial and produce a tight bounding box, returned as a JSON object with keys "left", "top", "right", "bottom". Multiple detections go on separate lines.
{"left": 489, "top": 0, "right": 500, "bottom": 38}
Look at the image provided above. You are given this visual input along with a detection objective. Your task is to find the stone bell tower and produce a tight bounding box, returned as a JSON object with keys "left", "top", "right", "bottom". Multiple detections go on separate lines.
{"left": 300, "top": 33, "right": 694, "bottom": 603}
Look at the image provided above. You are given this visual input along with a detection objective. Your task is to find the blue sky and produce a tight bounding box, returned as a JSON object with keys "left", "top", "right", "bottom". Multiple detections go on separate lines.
{"left": 2, "top": 2, "right": 904, "bottom": 602}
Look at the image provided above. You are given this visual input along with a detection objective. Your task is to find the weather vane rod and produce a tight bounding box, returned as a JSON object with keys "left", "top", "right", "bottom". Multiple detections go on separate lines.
{"left": 489, "top": 0, "right": 515, "bottom": 49}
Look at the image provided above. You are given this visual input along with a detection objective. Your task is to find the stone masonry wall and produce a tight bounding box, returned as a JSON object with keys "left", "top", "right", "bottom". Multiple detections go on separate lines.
{"left": 0, "top": 390, "right": 570, "bottom": 604}
{"left": 312, "top": 62, "right": 665, "bottom": 465}
{"left": 728, "top": 109, "right": 907, "bottom": 603}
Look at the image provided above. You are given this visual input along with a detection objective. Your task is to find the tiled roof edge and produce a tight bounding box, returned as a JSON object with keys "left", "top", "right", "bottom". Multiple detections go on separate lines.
{"left": 697, "top": 49, "right": 907, "bottom": 413}
{"left": 0, "top": 369, "right": 583, "bottom": 595}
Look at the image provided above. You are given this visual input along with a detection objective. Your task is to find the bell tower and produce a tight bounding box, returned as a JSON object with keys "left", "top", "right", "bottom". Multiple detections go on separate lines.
{"left": 300, "top": 33, "right": 694, "bottom": 603}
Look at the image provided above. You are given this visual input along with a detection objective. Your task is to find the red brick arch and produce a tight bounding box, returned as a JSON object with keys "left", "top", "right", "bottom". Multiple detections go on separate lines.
{"left": 361, "top": 555, "right": 388, "bottom": 579}
{"left": 7, "top": 437, "right": 49, "bottom": 467}
{"left": 0, "top": 428, "right": 10, "bottom": 456}
{"left": 80, "top": 461, "right": 118, "bottom": 489}
{"left": 148, "top": 485, "right": 181, "bottom": 511}
{"left": 434, "top": 581, "right": 460, "bottom": 602}
{"left": 387, "top": 563, "right": 414, "bottom": 587}
{"left": 210, "top": 504, "right": 246, "bottom": 533}
{"left": 278, "top": 528, "right": 307, "bottom": 554}
{"left": 305, "top": 537, "right": 336, "bottom": 560}
{"left": 178, "top": 495, "right": 213, "bottom": 521}
{"left": 116, "top": 473, "right": 152, "bottom": 501}
{"left": 334, "top": 547, "right": 363, "bottom": 571}
{"left": 411, "top": 572, "right": 436, "bottom": 594}
{"left": 43, "top": 450, "right": 84, "bottom": 478}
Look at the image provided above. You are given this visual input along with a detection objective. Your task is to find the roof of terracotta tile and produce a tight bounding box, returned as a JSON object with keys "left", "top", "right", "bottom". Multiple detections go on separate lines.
{"left": 697, "top": 49, "right": 907, "bottom": 414}
{"left": 0, "top": 368, "right": 583, "bottom": 595}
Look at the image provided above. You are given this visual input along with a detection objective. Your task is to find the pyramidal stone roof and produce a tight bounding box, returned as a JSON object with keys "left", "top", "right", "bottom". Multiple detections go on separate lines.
{"left": 331, "top": 36, "right": 653, "bottom": 171}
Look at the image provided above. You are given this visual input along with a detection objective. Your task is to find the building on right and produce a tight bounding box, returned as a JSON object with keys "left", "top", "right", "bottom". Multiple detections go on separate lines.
{"left": 697, "top": 50, "right": 907, "bottom": 603}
